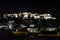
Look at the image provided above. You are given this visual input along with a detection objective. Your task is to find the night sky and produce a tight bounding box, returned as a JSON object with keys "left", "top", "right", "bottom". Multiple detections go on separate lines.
{"left": 0, "top": 0, "right": 60, "bottom": 20}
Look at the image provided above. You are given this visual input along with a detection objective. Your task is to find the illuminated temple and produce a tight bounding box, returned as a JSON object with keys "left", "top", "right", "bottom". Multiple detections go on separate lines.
{"left": 0, "top": 12, "right": 59, "bottom": 37}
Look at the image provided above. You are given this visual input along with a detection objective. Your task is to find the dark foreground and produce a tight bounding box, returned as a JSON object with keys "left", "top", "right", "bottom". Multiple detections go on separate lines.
{"left": 0, "top": 29, "right": 60, "bottom": 40}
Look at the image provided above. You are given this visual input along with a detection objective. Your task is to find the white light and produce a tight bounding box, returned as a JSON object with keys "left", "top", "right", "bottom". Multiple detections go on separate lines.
{"left": 23, "top": 15, "right": 28, "bottom": 19}
{"left": 3, "top": 14, "right": 6, "bottom": 18}
{"left": 23, "top": 12, "right": 28, "bottom": 15}
{"left": 19, "top": 14, "right": 21, "bottom": 17}
{"left": 8, "top": 21, "right": 14, "bottom": 29}
{"left": 27, "top": 28, "right": 38, "bottom": 33}
{"left": 15, "top": 14, "right": 18, "bottom": 18}
{"left": 27, "top": 28, "right": 33, "bottom": 32}
{"left": 34, "top": 15, "right": 40, "bottom": 19}
{"left": 30, "top": 24, "right": 35, "bottom": 27}
{"left": 9, "top": 21, "right": 14, "bottom": 23}
{"left": 12, "top": 14, "right": 18, "bottom": 18}
{"left": 47, "top": 14, "right": 50, "bottom": 16}
{"left": 24, "top": 15, "right": 28, "bottom": 17}
{"left": 0, "top": 25, "right": 8, "bottom": 29}
{"left": 9, "top": 24, "right": 12, "bottom": 29}
{"left": 52, "top": 17, "right": 56, "bottom": 19}
{"left": 46, "top": 28, "right": 57, "bottom": 31}
{"left": 44, "top": 17, "right": 52, "bottom": 20}
{"left": 7, "top": 14, "right": 11, "bottom": 16}
{"left": 21, "top": 24, "right": 27, "bottom": 28}
{"left": 43, "top": 14, "right": 51, "bottom": 17}
{"left": 16, "top": 29, "right": 18, "bottom": 32}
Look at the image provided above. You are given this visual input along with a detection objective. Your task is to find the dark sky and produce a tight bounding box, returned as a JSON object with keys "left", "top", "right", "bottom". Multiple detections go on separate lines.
{"left": 0, "top": 0, "right": 60, "bottom": 18}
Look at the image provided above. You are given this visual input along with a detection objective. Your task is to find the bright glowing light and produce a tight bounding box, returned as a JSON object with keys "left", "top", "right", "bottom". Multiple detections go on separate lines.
{"left": 27, "top": 28, "right": 38, "bottom": 33}
{"left": 52, "top": 17, "right": 56, "bottom": 19}
{"left": 21, "top": 24, "right": 27, "bottom": 28}
{"left": 7, "top": 14, "right": 11, "bottom": 16}
{"left": 14, "top": 14, "right": 18, "bottom": 18}
{"left": 30, "top": 24, "right": 35, "bottom": 27}
{"left": 46, "top": 28, "right": 57, "bottom": 31}
{"left": 16, "top": 29, "right": 18, "bottom": 32}
{"left": 23, "top": 15, "right": 28, "bottom": 19}
{"left": 23, "top": 12, "right": 28, "bottom": 15}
